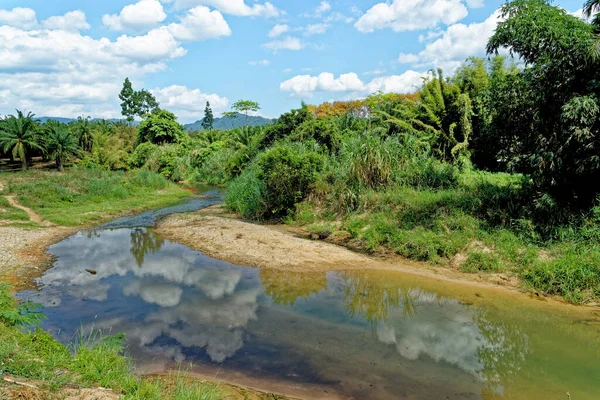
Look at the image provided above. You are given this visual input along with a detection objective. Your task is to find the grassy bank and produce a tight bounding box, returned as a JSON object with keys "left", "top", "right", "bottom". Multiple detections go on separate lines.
{"left": 0, "top": 168, "right": 189, "bottom": 226}
{"left": 0, "top": 285, "right": 223, "bottom": 399}
{"left": 285, "top": 168, "right": 600, "bottom": 304}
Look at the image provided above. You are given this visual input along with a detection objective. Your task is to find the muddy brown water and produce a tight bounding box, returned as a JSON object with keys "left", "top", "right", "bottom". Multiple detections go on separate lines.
{"left": 17, "top": 193, "right": 600, "bottom": 400}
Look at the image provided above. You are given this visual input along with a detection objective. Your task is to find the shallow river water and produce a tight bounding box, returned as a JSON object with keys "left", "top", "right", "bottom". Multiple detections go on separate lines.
{"left": 18, "top": 194, "right": 600, "bottom": 400}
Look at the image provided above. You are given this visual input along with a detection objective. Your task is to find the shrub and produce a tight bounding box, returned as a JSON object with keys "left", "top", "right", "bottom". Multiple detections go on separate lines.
{"left": 144, "top": 144, "right": 186, "bottom": 179}
{"left": 257, "top": 143, "right": 323, "bottom": 218}
{"left": 225, "top": 167, "right": 266, "bottom": 219}
{"left": 194, "top": 147, "right": 236, "bottom": 185}
{"left": 129, "top": 142, "right": 158, "bottom": 168}
{"left": 290, "top": 118, "right": 341, "bottom": 153}
{"left": 461, "top": 251, "right": 501, "bottom": 273}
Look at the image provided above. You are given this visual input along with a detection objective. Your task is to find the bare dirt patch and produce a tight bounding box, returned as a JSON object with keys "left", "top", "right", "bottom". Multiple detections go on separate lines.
{"left": 0, "top": 225, "right": 77, "bottom": 289}
{"left": 5, "top": 195, "right": 53, "bottom": 227}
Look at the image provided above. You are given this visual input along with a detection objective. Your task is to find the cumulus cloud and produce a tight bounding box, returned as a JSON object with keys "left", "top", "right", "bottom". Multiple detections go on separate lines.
{"left": 398, "top": 10, "right": 501, "bottom": 72}
{"left": 315, "top": 1, "right": 332, "bottom": 15}
{"left": 262, "top": 36, "right": 304, "bottom": 51}
{"left": 167, "top": 6, "right": 231, "bottom": 42}
{"left": 103, "top": 0, "right": 167, "bottom": 32}
{"left": 151, "top": 85, "right": 229, "bottom": 122}
{"left": 280, "top": 70, "right": 425, "bottom": 96}
{"left": 42, "top": 11, "right": 90, "bottom": 32}
{"left": 304, "top": 23, "right": 330, "bottom": 36}
{"left": 268, "top": 24, "right": 289, "bottom": 38}
{"left": 354, "top": 0, "right": 468, "bottom": 33}
{"left": 0, "top": 7, "right": 39, "bottom": 30}
{"left": 161, "top": 0, "right": 281, "bottom": 18}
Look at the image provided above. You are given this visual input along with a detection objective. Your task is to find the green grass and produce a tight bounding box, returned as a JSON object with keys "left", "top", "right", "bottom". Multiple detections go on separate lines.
{"left": 0, "top": 284, "right": 224, "bottom": 399}
{"left": 2, "top": 168, "right": 189, "bottom": 226}
{"left": 293, "top": 171, "right": 600, "bottom": 304}
{"left": 0, "top": 197, "right": 29, "bottom": 221}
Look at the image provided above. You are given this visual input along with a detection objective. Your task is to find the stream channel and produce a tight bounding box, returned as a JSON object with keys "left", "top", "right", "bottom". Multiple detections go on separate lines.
{"left": 18, "top": 188, "right": 600, "bottom": 400}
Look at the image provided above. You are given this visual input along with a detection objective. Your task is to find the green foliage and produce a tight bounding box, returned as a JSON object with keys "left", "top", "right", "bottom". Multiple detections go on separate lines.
{"left": 137, "top": 110, "right": 185, "bottom": 145}
{"left": 462, "top": 251, "right": 501, "bottom": 273}
{"left": 0, "top": 110, "right": 43, "bottom": 171}
{"left": 224, "top": 99, "right": 261, "bottom": 127}
{"left": 119, "top": 77, "right": 160, "bottom": 122}
{"left": 290, "top": 118, "right": 341, "bottom": 153}
{"left": 144, "top": 144, "right": 186, "bottom": 179}
{"left": 225, "top": 166, "right": 266, "bottom": 219}
{"left": 256, "top": 142, "right": 323, "bottom": 218}
{"left": 487, "top": 0, "right": 600, "bottom": 205}
{"left": 85, "top": 122, "right": 136, "bottom": 171}
{"left": 129, "top": 142, "right": 158, "bottom": 168}
{"left": 44, "top": 122, "right": 80, "bottom": 171}
{"left": 201, "top": 101, "right": 214, "bottom": 130}
{"left": 0, "top": 284, "right": 45, "bottom": 327}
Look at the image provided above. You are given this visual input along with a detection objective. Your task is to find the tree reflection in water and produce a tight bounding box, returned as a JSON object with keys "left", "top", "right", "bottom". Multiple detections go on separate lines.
{"left": 130, "top": 228, "right": 165, "bottom": 267}
{"left": 260, "top": 270, "right": 327, "bottom": 306}
{"left": 341, "top": 270, "right": 529, "bottom": 393}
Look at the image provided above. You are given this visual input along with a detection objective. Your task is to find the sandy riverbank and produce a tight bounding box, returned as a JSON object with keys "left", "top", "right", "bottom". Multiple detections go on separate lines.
{"left": 155, "top": 206, "right": 531, "bottom": 295}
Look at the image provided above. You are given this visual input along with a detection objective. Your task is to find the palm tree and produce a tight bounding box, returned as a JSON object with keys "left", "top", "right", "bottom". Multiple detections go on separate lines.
{"left": 583, "top": 0, "right": 600, "bottom": 60}
{"left": 73, "top": 116, "right": 93, "bottom": 152}
{"left": 45, "top": 124, "right": 79, "bottom": 171}
{"left": 0, "top": 110, "right": 42, "bottom": 171}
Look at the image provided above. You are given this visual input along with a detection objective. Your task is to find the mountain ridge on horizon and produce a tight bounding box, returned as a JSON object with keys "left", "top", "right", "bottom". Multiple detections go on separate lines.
{"left": 36, "top": 113, "right": 275, "bottom": 132}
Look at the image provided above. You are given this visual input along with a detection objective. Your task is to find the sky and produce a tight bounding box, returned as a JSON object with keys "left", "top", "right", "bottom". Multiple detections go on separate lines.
{"left": 0, "top": 0, "right": 584, "bottom": 123}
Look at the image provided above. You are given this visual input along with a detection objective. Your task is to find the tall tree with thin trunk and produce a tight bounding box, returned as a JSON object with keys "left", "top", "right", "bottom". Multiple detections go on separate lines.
{"left": 201, "top": 101, "right": 214, "bottom": 130}
{"left": 224, "top": 100, "right": 261, "bottom": 128}
{"left": 0, "top": 110, "right": 42, "bottom": 171}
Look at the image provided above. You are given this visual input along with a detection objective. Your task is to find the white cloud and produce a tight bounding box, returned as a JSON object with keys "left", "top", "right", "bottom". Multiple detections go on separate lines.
{"left": 315, "top": 1, "right": 332, "bottom": 15}
{"left": 363, "top": 69, "right": 387, "bottom": 76}
{"left": 304, "top": 23, "right": 330, "bottom": 36}
{"left": 398, "top": 53, "right": 420, "bottom": 64}
{"left": 262, "top": 36, "right": 304, "bottom": 51}
{"left": 0, "top": 7, "right": 38, "bottom": 30}
{"left": 249, "top": 59, "right": 270, "bottom": 66}
{"left": 280, "top": 70, "right": 425, "bottom": 96}
{"left": 0, "top": 20, "right": 187, "bottom": 118}
{"left": 400, "top": 10, "right": 501, "bottom": 72}
{"left": 268, "top": 24, "right": 289, "bottom": 38}
{"left": 354, "top": 0, "right": 468, "bottom": 33}
{"left": 466, "top": 0, "right": 485, "bottom": 8}
{"left": 167, "top": 6, "right": 231, "bottom": 42}
{"left": 102, "top": 0, "right": 166, "bottom": 32}
{"left": 151, "top": 85, "right": 229, "bottom": 121}
{"left": 42, "top": 11, "right": 90, "bottom": 32}
{"left": 161, "top": 0, "right": 281, "bottom": 18}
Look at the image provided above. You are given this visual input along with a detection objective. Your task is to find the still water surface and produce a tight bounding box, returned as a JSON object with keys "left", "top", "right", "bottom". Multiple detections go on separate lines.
{"left": 18, "top": 198, "right": 600, "bottom": 400}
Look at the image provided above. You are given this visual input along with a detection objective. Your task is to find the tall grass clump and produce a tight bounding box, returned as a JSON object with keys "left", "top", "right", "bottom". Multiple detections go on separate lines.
{"left": 225, "top": 166, "right": 266, "bottom": 219}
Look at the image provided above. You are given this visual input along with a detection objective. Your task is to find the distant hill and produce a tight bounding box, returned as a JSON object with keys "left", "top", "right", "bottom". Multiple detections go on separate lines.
{"left": 184, "top": 113, "right": 274, "bottom": 132}
{"left": 37, "top": 114, "right": 274, "bottom": 132}
{"left": 38, "top": 116, "right": 137, "bottom": 125}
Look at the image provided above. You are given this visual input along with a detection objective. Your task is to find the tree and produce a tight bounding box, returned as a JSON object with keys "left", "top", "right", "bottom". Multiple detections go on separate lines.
{"left": 119, "top": 78, "right": 160, "bottom": 122}
{"left": 72, "top": 116, "right": 93, "bottom": 152}
{"left": 137, "top": 109, "right": 185, "bottom": 145}
{"left": 201, "top": 101, "right": 214, "bottom": 130}
{"left": 0, "top": 110, "right": 42, "bottom": 171}
{"left": 45, "top": 123, "right": 79, "bottom": 171}
{"left": 487, "top": 0, "right": 600, "bottom": 205}
{"left": 224, "top": 99, "right": 261, "bottom": 127}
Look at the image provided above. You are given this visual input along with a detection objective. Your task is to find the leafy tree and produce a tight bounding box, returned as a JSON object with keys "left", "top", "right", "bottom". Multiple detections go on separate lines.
{"left": 137, "top": 109, "right": 185, "bottom": 145}
{"left": 487, "top": 0, "right": 600, "bottom": 205}
{"left": 224, "top": 99, "right": 261, "bottom": 127}
{"left": 44, "top": 123, "right": 79, "bottom": 171}
{"left": 0, "top": 110, "right": 42, "bottom": 171}
{"left": 201, "top": 101, "right": 214, "bottom": 130}
{"left": 261, "top": 102, "right": 313, "bottom": 148}
{"left": 119, "top": 78, "right": 160, "bottom": 122}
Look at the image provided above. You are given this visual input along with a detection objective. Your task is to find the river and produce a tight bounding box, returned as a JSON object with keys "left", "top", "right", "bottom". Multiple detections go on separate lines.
{"left": 18, "top": 190, "right": 600, "bottom": 399}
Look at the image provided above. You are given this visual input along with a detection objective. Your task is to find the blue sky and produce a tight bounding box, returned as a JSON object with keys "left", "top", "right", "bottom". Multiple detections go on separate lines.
{"left": 0, "top": 0, "right": 584, "bottom": 123}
